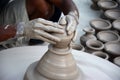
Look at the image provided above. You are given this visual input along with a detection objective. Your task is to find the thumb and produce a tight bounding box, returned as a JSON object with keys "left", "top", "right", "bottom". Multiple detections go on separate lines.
{"left": 66, "top": 15, "right": 73, "bottom": 32}
{"left": 59, "top": 16, "right": 67, "bottom": 26}
{"left": 72, "top": 31, "right": 77, "bottom": 42}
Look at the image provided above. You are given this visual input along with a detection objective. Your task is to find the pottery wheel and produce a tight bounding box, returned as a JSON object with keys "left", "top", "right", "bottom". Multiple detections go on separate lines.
{"left": 0, "top": 46, "right": 120, "bottom": 80}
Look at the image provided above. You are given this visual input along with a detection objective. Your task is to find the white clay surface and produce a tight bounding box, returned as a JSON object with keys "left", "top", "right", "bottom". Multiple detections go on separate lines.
{"left": 0, "top": 46, "right": 120, "bottom": 80}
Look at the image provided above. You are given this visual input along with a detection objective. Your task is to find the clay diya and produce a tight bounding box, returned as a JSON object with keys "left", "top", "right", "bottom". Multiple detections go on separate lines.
{"left": 105, "top": 40, "right": 120, "bottom": 56}
{"left": 72, "top": 43, "right": 85, "bottom": 51}
{"left": 113, "top": 56, "right": 120, "bottom": 67}
{"left": 92, "top": 51, "right": 109, "bottom": 60}
{"left": 104, "top": 9, "right": 120, "bottom": 21}
{"left": 91, "top": 0, "right": 113, "bottom": 10}
{"left": 91, "top": 0, "right": 101, "bottom": 10}
{"left": 98, "top": 0, "right": 118, "bottom": 18}
{"left": 98, "top": 0, "right": 118, "bottom": 11}
{"left": 97, "top": 31, "right": 120, "bottom": 43}
{"left": 86, "top": 39, "right": 104, "bottom": 53}
{"left": 112, "top": 19, "right": 120, "bottom": 32}
{"left": 91, "top": 0, "right": 112, "bottom": 10}
{"left": 90, "top": 19, "right": 111, "bottom": 32}
{"left": 80, "top": 27, "right": 97, "bottom": 46}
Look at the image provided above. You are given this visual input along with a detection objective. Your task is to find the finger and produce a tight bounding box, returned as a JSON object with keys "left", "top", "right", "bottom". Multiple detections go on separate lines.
{"left": 67, "top": 15, "right": 77, "bottom": 35}
{"left": 34, "top": 23, "right": 64, "bottom": 34}
{"left": 69, "top": 11, "right": 79, "bottom": 24}
{"left": 46, "top": 26, "right": 64, "bottom": 33}
{"left": 37, "top": 18, "right": 54, "bottom": 25}
{"left": 72, "top": 31, "right": 77, "bottom": 42}
{"left": 59, "top": 16, "right": 67, "bottom": 25}
{"left": 70, "top": 41, "right": 74, "bottom": 47}
{"left": 66, "top": 15, "right": 73, "bottom": 31}
{"left": 36, "top": 18, "right": 63, "bottom": 29}
{"left": 34, "top": 29, "right": 61, "bottom": 42}
{"left": 54, "top": 23, "right": 64, "bottom": 29}
{"left": 2, "top": 44, "right": 9, "bottom": 49}
{"left": 34, "top": 34, "right": 56, "bottom": 44}
{"left": 68, "top": 26, "right": 75, "bottom": 35}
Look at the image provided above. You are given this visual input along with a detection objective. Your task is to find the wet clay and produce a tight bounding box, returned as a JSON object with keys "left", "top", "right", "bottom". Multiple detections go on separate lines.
{"left": 24, "top": 24, "right": 83, "bottom": 80}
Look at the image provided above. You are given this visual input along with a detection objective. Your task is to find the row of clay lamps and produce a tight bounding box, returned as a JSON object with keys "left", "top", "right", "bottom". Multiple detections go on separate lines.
{"left": 91, "top": 0, "right": 120, "bottom": 21}
{"left": 80, "top": 26, "right": 120, "bottom": 66}
{"left": 80, "top": 27, "right": 109, "bottom": 60}
{"left": 72, "top": 0, "right": 120, "bottom": 67}
{"left": 83, "top": 0, "right": 120, "bottom": 67}
{"left": 91, "top": 0, "right": 120, "bottom": 10}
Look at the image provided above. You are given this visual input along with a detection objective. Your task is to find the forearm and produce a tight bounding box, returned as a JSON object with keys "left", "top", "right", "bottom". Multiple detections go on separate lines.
{"left": 0, "top": 25, "right": 16, "bottom": 42}
{"left": 49, "top": 0, "right": 79, "bottom": 17}
{"left": 61, "top": 0, "right": 79, "bottom": 17}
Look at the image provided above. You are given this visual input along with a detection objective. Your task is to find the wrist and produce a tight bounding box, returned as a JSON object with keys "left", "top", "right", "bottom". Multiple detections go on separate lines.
{"left": 68, "top": 11, "right": 79, "bottom": 24}
{"left": 15, "top": 22, "right": 25, "bottom": 38}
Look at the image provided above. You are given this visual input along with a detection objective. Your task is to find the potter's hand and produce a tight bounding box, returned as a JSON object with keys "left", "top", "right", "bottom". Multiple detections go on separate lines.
{"left": 16, "top": 18, "right": 64, "bottom": 44}
{"left": 62, "top": 11, "right": 79, "bottom": 35}
{"left": 59, "top": 11, "right": 79, "bottom": 42}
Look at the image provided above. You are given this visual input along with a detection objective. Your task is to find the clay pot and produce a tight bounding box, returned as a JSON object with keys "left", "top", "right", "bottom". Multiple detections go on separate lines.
{"left": 86, "top": 39, "right": 104, "bottom": 53}
{"left": 98, "top": 0, "right": 118, "bottom": 18}
{"left": 105, "top": 40, "right": 120, "bottom": 56}
{"left": 98, "top": 1, "right": 118, "bottom": 11}
{"left": 72, "top": 43, "right": 85, "bottom": 51}
{"left": 90, "top": 19, "right": 111, "bottom": 32}
{"left": 24, "top": 27, "right": 82, "bottom": 80}
{"left": 97, "top": 31, "right": 120, "bottom": 43}
{"left": 117, "top": 0, "right": 120, "bottom": 4}
{"left": 113, "top": 56, "right": 120, "bottom": 67}
{"left": 112, "top": 19, "right": 120, "bottom": 32}
{"left": 104, "top": 9, "right": 120, "bottom": 21}
{"left": 91, "top": 0, "right": 112, "bottom": 10}
{"left": 80, "top": 27, "right": 97, "bottom": 46}
{"left": 92, "top": 51, "right": 109, "bottom": 60}
{"left": 91, "top": 0, "right": 101, "bottom": 10}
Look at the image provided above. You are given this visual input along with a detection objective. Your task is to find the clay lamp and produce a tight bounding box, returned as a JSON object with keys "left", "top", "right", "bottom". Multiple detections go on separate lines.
{"left": 112, "top": 19, "right": 120, "bottom": 33}
{"left": 86, "top": 39, "right": 104, "bottom": 53}
{"left": 91, "top": 0, "right": 112, "bottom": 10}
{"left": 97, "top": 30, "right": 120, "bottom": 43}
{"left": 98, "top": 0, "right": 118, "bottom": 11}
{"left": 91, "top": 0, "right": 101, "bottom": 10}
{"left": 90, "top": 0, "right": 110, "bottom": 10}
{"left": 90, "top": 19, "right": 112, "bottom": 33}
{"left": 113, "top": 56, "right": 120, "bottom": 67}
{"left": 104, "top": 40, "right": 120, "bottom": 57}
{"left": 104, "top": 9, "right": 120, "bottom": 21}
{"left": 92, "top": 51, "right": 109, "bottom": 60}
{"left": 98, "top": 0, "right": 118, "bottom": 18}
{"left": 80, "top": 27, "right": 97, "bottom": 46}
{"left": 72, "top": 43, "right": 85, "bottom": 52}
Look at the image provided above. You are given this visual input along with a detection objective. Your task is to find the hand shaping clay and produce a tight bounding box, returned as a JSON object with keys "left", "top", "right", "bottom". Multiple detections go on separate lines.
{"left": 24, "top": 21, "right": 83, "bottom": 80}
